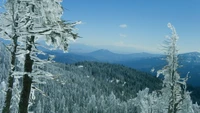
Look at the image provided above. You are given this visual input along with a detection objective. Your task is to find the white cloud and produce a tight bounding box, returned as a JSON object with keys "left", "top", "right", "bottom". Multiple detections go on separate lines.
{"left": 119, "top": 24, "right": 127, "bottom": 28}
{"left": 119, "top": 33, "right": 127, "bottom": 38}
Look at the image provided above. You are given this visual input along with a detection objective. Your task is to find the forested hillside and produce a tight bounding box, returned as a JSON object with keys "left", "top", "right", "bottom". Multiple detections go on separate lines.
{"left": 73, "top": 61, "right": 162, "bottom": 99}
{"left": 0, "top": 0, "right": 199, "bottom": 112}
{"left": 1, "top": 37, "right": 200, "bottom": 112}
{"left": 32, "top": 62, "right": 163, "bottom": 113}
{"left": 1, "top": 42, "right": 163, "bottom": 112}
{"left": 1, "top": 44, "right": 200, "bottom": 113}
{"left": 39, "top": 48, "right": 200, "bottom": 87}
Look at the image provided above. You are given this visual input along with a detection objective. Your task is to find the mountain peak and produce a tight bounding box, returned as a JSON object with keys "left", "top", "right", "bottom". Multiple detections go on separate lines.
{"left": 90, "top": 49, "right": 113, "bottom": 54}
{"left": 180, "top": 52, "right": 200, "bottom": 56}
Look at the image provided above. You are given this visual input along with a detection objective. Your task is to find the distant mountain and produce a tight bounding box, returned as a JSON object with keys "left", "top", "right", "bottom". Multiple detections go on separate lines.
{"left": 68, "top": 43, "right": 99, "bottom": 53}
{"left": 88, "top": 49, "right": 115, "bottom": 56}
{"left": 51, "top": 52, "right": 97, "bottom": 64}
{"left": 38, "top": 47, "right": 200, "bottom": 86}
{"left": 119, "top": 52, "right": 200, "bottom": 87}
{"left": 1, "top": 43, "right": 200, "bottom": 113}
{"left": 38, "top": 51, "right": 97, "bottom": 64}
{"left": 179, "top": 52, "right": 200, "bottom": 64}
{"left": 85, "top": 49, "right": 126, "bottom": 62}
{"left": 84, "top": 49, "right": 162, "bottom": 62}
{"left": 178, "top": 52, "right": 200, "bottom": 87}
{"left": 37, "top": 43, "right": 99, "bottom": 53}
{"left": 38, "top": 48, "right": 162, "bottom": 64}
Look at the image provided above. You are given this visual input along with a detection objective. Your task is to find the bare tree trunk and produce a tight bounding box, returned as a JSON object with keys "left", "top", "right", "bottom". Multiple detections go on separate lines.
{"left": 2, "top": 1, "right": 19, "bottom": 112}
{"left": 2, "top": 75, "right": 14, "bottom": 113}
{"left": 18, "top": 36, "right": 34, "bottom": 113}
{"left": 2, "top": 35, "right": 18, "bottom": 113}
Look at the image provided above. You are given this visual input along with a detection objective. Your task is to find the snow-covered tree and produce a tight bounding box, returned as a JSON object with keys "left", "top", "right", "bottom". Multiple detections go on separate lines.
{"left": 35, "top": 100, "right": 43, "bottom": 113}
{"left": 0, "top": 42, "right": 10, "bottom": 112}
{"left": 16, "top": 0, "right": 79, "bottom": 113}
{"left": 192, "top": 103, "right": 200, "bottom": 113}
{"left": 133, "top": 88, "right": 162, "bottom": 113}
{"left": 0, "top": 0, "right": 79, "bottom": 113}
{"left": 87, "top": 95, "right": 97, "bottom": 113}
{"left": 133, "top": 23, "right": 200, "bottom": 113}
{"left": 156, "top": 23, "right": 200, "bottom": 113}
{"left": 0, "top": 0, "right": 30, "bottom": 112}
{"left": 157, "top": 23, "right": 185, "bottom": 113}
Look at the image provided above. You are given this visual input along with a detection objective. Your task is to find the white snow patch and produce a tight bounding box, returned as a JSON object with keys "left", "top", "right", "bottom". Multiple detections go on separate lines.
{"left": 122, "top": 82, "right": 126, "bottom": 86}
{"left": 78, "top": 65, "right": 84, "bottom": 68}
{"left": 1, "top": 81, "right": 6, "bottom": 91}
{"left": 110, "top": 80, "right": 114, "bottom": 83}
{"left": 151, "top": 67, "right": 155, "bottom": 73}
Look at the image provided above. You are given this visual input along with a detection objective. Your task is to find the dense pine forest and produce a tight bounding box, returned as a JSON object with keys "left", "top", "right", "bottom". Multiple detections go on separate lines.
{"left": 1, "top": 42, "right": 200, "bottom": 112}
{"left": 1, "top": 43, "right": 162, "bottom": 112}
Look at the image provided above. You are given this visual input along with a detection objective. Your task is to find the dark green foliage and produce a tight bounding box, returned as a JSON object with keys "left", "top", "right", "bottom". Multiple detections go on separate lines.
{"left": 1, "top": 42, "right": 200, "bottom": 112}
{"left": 187, "top": 85, "right": 200, "bottom": 105}
{"left": 74, "top": 61, "right": 162, "bottom": 100}
{"left": 29, "top": 61, "right": 162, "bottom": 112}
{"left": 27, "top": 61, "right": 200, "bottom": 112}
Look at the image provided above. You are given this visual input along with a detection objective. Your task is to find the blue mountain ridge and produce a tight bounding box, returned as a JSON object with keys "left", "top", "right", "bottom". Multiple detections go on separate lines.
{"left": 38, "top": 48, "right": 200, "bottom": 87}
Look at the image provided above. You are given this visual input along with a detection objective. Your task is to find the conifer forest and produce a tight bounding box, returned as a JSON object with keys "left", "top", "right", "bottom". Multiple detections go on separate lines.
{"left": 0, "top": 0, "right": 200, "bottom": 113}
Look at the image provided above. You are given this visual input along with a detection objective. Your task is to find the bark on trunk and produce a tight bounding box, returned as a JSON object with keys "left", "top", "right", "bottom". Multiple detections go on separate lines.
{"left": 18, "top": 36, "right": 34, "bottom": 113}
{"left": 2, "top": 35, "right": 18, "bottom": 113}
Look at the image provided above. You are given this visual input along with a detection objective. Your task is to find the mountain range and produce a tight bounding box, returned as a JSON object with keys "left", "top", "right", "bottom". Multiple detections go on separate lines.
{"left": 1, "top": 42, "right": 200, "bottom": 113}
{"left": 0, "top": 43, "right": 163, "bottom": 112}
{"left": 39, "top": 46, "right": 200, "bottom": 87}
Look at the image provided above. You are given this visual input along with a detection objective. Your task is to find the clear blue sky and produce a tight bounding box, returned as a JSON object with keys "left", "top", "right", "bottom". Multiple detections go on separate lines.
{"left": 61, "top": 0, "right": 200, "bottom": 53}
{"left": 1, "top": 1, "right": 199, "bottom": 53}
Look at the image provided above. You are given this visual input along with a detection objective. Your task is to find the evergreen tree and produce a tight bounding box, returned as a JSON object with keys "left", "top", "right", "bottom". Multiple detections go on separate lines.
{"left": 17, "top": 0, "right": 79, "bottom": 113}
{"left": 35, "top": 100, "right": 42, "bottom": 113}
{"left": 133, "top": 23, "right": 200, "bottom": 113}
{"left": 156, "top": 23, "right": 200, "bottom": 113}
{"left": 0, "top": 0, "right": 31, "bottom": 112}
{"left": 0, "top": 0, "right": 79, "bottom": 113}
{"left": 157, "top": 23, "right": 184, "bottom": 113}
